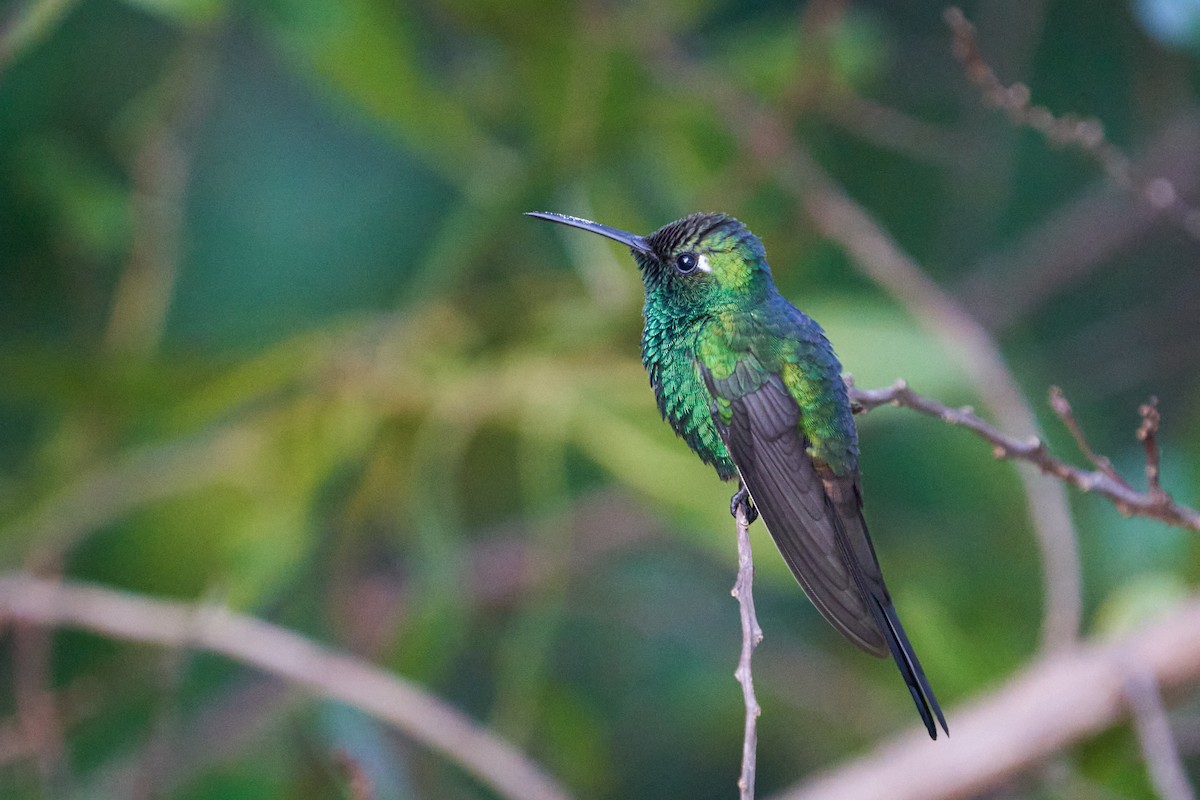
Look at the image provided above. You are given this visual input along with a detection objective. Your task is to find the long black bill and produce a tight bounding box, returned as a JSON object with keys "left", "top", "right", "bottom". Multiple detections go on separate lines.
{"left": 525, "top": 211, "right": 653, "bottom": 254}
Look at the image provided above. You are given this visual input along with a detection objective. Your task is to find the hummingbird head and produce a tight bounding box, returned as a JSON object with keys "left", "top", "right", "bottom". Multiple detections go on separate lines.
{"left": 526, "top": 211, "right": 772, "bottom": 312}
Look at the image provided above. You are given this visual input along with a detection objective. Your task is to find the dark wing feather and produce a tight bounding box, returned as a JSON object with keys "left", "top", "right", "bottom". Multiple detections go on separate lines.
{"left": 714, "top": 371, "right": 947, "bottom": 738}
{"left": 723, "top": 373, "right": 885, "bottom": 653}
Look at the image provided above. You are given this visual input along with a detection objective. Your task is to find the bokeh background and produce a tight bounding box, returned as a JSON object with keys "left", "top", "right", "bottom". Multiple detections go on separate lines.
{"left": 2, "top": 0, "right": 1200, "bottom": 798}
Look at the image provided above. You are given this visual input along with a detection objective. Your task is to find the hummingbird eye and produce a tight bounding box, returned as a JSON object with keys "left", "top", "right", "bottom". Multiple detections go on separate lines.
{"left": 674, "top": 252, "right": 698, "bottom": 274}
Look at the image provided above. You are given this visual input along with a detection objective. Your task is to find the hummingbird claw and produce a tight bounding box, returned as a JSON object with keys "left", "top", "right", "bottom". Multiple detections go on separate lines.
{"left": 730, "top": 484, "right": 758, "bottom": 524}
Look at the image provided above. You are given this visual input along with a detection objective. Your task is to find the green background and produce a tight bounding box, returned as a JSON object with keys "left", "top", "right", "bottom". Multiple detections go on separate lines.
{"left": 2, "top": 0, "right": 1199, "bottom": 797}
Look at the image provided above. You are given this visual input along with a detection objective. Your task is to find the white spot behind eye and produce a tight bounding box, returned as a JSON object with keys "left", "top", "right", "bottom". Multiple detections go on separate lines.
{"left": 697, "top": 253, "right": 712, "bottom": 273}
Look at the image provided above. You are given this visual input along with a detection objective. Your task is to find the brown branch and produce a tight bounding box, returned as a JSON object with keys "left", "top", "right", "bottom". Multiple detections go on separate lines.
{"left": 944, "top": 7, "right": 1129, "bottom": 181}
{"left": 1047, "top": 386, "right": 1125, "bottom": 485}
{"left": 788, "top": 158, "right": 1083, "bottom": 653}
{"left": 732, "top": 504, "right": 763, "bottom": 800}
{"left": 849, "top": 380, "right": 1200, "bottom": 531}
{"left": 0, "top": 574, "right": 572, "bottom": 800}
{"left": 770, "top": 594, "right": 1200, "bottom": 800}
{"left": 944, "top": 7, "right": 1200, "bottom": 242}
{"left": 1138, "top": 398, "right": 1166, "bottom": 500}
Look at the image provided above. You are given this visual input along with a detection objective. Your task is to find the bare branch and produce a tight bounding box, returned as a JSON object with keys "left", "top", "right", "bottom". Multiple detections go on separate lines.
{"left": 1138, "top": 398, "right": 1166, "bottom": 500}
{"left": 1047, "top": 386, "right": 1126, "bottom": 485}
{"left": 849, "top": 380, "right": 1200, "bottom": 531}
{"left": 732, "top": 504, "right": 764, "bottom": 800}
{"left": 1123, "top": 665, "right": 1197, "bottom": 800}
{"left": 770, "top": 594, "right": 1200, "bottom": 800}
{"left": 944, "top": 7, "right": 1129, "bottom": 180}
{"left": 0, "top": 574, "right": 572, "bottom": 800}
{"left": 944, "top": 7, "right": 1200, "bottom": 242}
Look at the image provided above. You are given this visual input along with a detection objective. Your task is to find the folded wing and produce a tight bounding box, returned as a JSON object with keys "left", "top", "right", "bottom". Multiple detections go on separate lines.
{"left": 711, "top": 371, "right": 947, "bottom": 738}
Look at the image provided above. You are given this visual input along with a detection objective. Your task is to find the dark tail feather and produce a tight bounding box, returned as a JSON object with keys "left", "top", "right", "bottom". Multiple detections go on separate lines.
{"left": 872, "top": 596, "right": 948, "bottom": 739}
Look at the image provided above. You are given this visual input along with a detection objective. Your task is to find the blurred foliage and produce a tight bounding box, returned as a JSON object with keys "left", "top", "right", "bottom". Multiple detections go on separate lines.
{"left": 1, "top": 0, "right": 1200, "bottom": 798}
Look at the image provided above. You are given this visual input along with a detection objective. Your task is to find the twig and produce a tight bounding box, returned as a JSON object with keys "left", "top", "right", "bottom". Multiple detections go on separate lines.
{"left": 732, "top": 504, "right": 763, "bottom": 800}
{"left": 0, "top": 574, "right": 572, "bottom": 800}
{"left": 1138, "top": 398, "right": 1166, "bottom": 500}
{"left": 1123, "top": 664, "right": 1197, "bottom": 800}
{"left": 849, "top": 380, "right": 1200, "bottom": 531}
{"left": 769, "top": 594, "right": 1200, "bottom": 800}
{"left": 1048, "top": 386, "right": 1124, "bottom": 484}
{"left": 944, "top": 7, "right": 1200, "bottom": 242}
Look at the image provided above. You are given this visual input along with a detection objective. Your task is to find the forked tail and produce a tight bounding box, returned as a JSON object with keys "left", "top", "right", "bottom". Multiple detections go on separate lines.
{"left": 872, "top": 595, "right": 948, "bottom": 739}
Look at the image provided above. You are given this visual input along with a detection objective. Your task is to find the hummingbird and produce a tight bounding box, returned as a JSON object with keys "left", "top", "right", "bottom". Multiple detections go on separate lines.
{"left": 527, "top": 210, "right": 947, "bottom": 739}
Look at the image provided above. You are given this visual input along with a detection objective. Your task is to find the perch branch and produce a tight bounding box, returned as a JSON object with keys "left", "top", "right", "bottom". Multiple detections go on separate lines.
{"left": 0, "top": 574, "right": 572, "bottom": 800}
{"left": 732, "top": 503, "right": 764, "bottom": 799}
{"left": 770, "top": 593, "right": 1200, "bottom": 800}
{"left": 849, "top": 380, "right": 1200, "bottom": 531}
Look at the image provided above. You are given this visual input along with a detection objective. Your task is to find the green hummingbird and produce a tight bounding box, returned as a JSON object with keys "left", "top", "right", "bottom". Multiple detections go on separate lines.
{"left": 527, "top": 210, "right": 946, "bottom": 739}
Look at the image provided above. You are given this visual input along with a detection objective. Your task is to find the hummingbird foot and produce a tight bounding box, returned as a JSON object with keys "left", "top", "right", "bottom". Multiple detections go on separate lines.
{"left": 730, "top": 483, "right": 758, "bottom": 524}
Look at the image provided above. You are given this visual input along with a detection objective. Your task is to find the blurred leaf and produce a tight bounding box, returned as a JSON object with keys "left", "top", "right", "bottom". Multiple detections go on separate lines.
{"left": 12, "top": 135, "right": 131, "bottom": 257}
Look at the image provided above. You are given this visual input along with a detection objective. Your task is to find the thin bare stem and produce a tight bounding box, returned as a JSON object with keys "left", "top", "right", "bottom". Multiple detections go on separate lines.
{"left": 0, "top": 574, "right": 572, "bottom": 800}
{"left": 732, "top": 505, "right": 764, "bottom": 800}
{"left": 1047, "top": 386, "right": 1125, "bottom": 485}
{"left": 944, "top": 7, "right": 1130, "bottom": 183}
{"left": 850, "top": 380, "right": 1200, "bottom": 531}
{"left": 944, "top": 6, "right": 1200, "bottom": 242}
{"left": 1123, "top": 664, "right": 1197, "bottom": 800}
{"left": 1138, "top": 398, "right": 1166, "bottom": 500}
